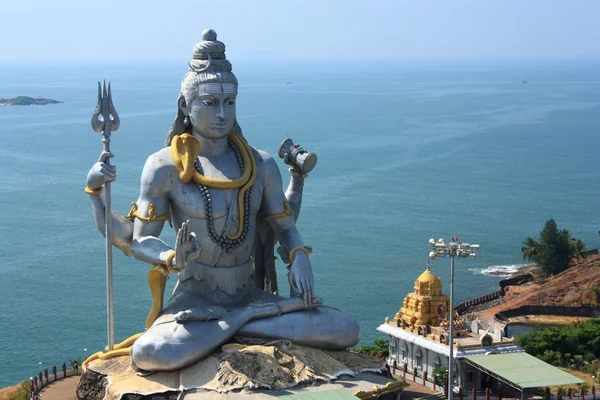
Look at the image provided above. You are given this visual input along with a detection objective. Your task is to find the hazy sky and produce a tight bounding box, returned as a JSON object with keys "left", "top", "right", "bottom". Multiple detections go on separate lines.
{"left": 1, "top": 0, "right": 599, "bottom": 62}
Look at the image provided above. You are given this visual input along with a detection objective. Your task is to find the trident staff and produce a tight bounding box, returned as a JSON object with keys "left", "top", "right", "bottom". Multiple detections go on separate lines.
{"left": 90, "top": 81, "right": 120, "bottom": 351}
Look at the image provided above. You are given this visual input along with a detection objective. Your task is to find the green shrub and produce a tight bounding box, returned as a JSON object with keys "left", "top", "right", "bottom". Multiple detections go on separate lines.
{"left": 12, "top": 380, "right": 31, "bottom": 400}
{"left": 353, "top": 338, "right": 389, "bottom": 358}
{"left": 433, "top": 367, "right": 448, "bottom": 385}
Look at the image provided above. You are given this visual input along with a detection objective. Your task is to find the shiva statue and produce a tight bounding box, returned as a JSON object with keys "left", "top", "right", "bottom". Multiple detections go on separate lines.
{"left": 84, "top": 29, "right": 359, "bottom": 372}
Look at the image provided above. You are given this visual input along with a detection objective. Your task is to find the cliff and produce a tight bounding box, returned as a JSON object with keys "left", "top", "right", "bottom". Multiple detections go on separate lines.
{"left": 477, "top": 254, "right": 600, "bottom": 320}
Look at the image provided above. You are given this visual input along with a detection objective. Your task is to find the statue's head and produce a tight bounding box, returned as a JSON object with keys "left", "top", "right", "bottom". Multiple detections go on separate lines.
{"left": 166, "top": 29, "right": 241, "bottom": 145}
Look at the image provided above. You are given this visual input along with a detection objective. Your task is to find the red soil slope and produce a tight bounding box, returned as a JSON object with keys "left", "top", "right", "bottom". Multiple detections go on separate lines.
{"left": 478, "top": 255, "right": 600, "bottom": 320}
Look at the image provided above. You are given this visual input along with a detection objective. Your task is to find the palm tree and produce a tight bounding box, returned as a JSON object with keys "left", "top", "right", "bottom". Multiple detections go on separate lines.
{"left": 570, "top": 238, "right": 588, "bottom": 260}
{"left": 521, "top": 237, "right": 540, "bottom": 262}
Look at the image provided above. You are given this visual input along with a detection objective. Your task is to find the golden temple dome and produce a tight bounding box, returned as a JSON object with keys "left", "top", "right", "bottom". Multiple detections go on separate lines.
{"left": 416, "top": 265, "right": 441, "bottom": 284}
{"left": 414, "top": 265, "right": 442, "bottom": 296}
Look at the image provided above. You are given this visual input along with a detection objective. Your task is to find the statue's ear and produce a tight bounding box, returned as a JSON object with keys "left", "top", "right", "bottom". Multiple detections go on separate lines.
{"left": 178, "top": 96, "right": 189, "bottom": 117}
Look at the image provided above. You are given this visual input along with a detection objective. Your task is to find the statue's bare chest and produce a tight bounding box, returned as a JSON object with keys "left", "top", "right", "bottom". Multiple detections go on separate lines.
{"left": 168, "top": 155, "right": 263, "bottom": 220}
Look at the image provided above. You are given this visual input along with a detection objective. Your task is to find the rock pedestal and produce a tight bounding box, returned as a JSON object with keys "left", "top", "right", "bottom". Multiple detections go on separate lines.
{"left": 76, "top": 344, "right": 402, "bottom": 400}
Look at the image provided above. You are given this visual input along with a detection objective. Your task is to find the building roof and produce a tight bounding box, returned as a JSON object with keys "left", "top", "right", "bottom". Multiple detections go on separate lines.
{"left": 464, "top": 352, "right": 584, "bottom": 390}
{"left": 275, "top": 389, "right": 359, "bottom": 399}
{"left": 377, "top": 324, "right": 522, "bottom": 358}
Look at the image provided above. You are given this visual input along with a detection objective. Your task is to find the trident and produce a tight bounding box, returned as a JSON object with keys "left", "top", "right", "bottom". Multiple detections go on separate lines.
{"left": 91, "top": 81, "right": 120, "bottom": 351}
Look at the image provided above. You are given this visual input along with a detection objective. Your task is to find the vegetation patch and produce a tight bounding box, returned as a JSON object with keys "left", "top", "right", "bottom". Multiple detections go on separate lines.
{"left": 0, "top": 380, "right": 31, "bottom": 400}
{"left": 516, "top": 318, "right": 600, "bottom": 375}
{"left": 353, "top": 338, "right": 390, "bottom": 358}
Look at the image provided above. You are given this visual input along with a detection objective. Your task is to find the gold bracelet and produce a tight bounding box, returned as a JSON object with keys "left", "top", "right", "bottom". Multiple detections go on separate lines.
{"left": 165, "top": 250, "right": 176, "bottom": 269}
{"left": 289, "top": 247, "right": 310, "bottom": 263}
{"left": 85, "top": 186, "right": 104, "bottom": 196}
{"left": 289, "top": 168, "right": 308, "bottom": 179}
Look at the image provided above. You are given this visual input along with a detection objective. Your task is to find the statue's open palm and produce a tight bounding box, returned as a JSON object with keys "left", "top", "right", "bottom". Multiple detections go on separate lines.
{"left": 174, "top": 221, "right": 202, "bottom": 269}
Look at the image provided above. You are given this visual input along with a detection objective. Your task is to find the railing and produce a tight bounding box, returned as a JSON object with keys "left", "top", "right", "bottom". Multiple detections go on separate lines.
{"left": 28, "top": 362, "right": 81, "bottom": 396}
{"left": 455, "top": 291, "right": 502, "bottom": 315}
{"left": 388, "top": 361, "right": 446, "bottom": 394}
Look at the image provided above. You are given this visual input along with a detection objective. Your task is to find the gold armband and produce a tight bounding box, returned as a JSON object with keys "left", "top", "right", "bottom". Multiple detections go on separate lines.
{"left": 85, "top": 186, "right": 103, "bottom": 196}
{"left": 264, "top": 200, "right": 294, "bottom": 221}
{"left": 126, "top": 202, "right": 169, "bottom": 222}
{"left": 289, "top": 246, "right": 311, "bottom": 263}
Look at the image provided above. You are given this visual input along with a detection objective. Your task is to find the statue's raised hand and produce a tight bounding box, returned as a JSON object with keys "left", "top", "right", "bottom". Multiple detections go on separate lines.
{"left": 86, "top": 151, "right": 116, "bottom": 190}
{"left": 288, "top": 253, "right": 314, "bottom": 306}
{"left": 174, "top": 221, "right": 202, "bottom": 269}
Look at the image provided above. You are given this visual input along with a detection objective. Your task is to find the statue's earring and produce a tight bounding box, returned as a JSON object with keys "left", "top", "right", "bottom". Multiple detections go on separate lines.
{"left": 184, "top": 116, "right": 189, "bottom": 126}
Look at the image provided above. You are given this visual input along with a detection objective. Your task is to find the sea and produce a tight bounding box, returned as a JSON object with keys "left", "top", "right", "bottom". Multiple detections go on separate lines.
{"left": 0, "top": 59, "right": 599, "bottom": 386}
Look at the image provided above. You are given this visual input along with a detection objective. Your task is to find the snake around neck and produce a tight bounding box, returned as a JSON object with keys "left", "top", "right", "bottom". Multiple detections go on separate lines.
{"left": 171, "top": 133, "right": 257, "bottom": 250}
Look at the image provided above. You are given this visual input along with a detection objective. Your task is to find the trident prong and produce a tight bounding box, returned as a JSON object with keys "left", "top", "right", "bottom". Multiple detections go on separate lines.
{"left": 91, "top": 80, "right": 120, "bottom": 135}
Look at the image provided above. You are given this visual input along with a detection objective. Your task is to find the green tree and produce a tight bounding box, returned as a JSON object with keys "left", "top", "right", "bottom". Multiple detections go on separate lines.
{"left": 521, "top": 236, "right": 539, "bottom": 262}
{"left": 521, "top": 219, "right": 587, "bottom": 276}
{"left": 570, "top": 238, "right": 588, "bottom": 260}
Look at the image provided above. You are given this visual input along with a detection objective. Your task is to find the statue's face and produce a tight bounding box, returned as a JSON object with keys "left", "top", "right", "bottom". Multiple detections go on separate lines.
{"left": 188, "top": 82, "right": 237, "bottom": 139}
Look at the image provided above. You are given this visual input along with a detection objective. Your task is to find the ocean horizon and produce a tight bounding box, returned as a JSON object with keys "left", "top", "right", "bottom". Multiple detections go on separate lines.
{"left": 0, "top": 59, "right": 599, "bottom": 386}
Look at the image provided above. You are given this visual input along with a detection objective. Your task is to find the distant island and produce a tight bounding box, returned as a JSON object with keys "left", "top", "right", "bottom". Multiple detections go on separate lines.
{"left": 0, "top": 96, "right": 61, "bottom": 106}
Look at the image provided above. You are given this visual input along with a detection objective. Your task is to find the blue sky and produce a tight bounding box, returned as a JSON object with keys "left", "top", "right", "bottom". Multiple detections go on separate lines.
{"left": 1, "top": 0, "right": 599, "bottom": 61}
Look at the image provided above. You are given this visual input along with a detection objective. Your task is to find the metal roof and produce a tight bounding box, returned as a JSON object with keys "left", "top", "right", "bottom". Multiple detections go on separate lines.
{"left": 465, "top": 352, "right": 584, "bottom": 390}
{"left": 275, "top": 389, "right": 358, "bottom": 399}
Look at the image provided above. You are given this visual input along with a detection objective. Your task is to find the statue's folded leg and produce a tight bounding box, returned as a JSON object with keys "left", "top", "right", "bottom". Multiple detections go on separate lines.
{"left": 132, "top": 292, "right": 323, "bottom": 372}
{"left": 238, "top": 307, "right": 360, "bottom": 350}
{"left": 237, "top": 290, "right": 360, "bottom": 350}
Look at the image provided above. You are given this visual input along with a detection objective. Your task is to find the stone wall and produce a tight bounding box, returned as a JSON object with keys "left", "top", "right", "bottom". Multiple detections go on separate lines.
{"left": 494, "top": 304, "right": 600, "bottom": 323}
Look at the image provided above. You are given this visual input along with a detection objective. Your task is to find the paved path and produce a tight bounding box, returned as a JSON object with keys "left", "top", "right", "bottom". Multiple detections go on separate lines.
{"left": 38, "top": 375, "right": 78, "bottom": 400}
{"left": 401, "top": 380, "right": 442, "bottom": 400}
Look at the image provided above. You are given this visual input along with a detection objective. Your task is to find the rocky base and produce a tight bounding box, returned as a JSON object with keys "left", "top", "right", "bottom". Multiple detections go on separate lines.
{"left": 76, "top": 344, "right": 394, "bottom": 400}
{"left": 76, "top": 369, "right": 108, "bottom": 400}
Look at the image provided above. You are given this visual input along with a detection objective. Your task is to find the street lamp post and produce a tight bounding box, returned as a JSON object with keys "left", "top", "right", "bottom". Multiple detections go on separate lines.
{"left": 429, "top": 237, "right": 480, "bottom": 400}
